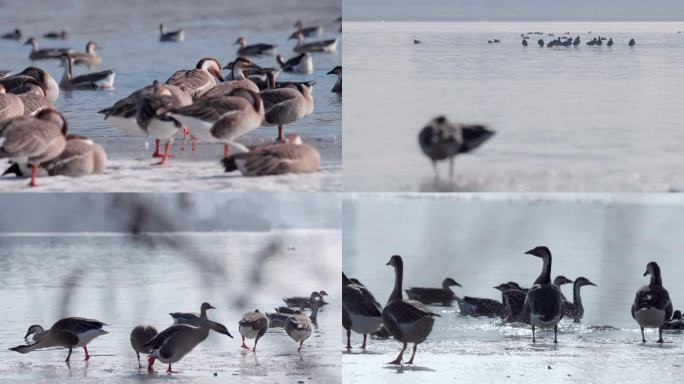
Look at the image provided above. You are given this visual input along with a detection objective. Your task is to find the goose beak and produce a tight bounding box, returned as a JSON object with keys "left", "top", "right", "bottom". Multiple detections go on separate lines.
{"left": 326, "top": 68, "right": 336, "bottom": 75}
{"left": 208, "top": 304, "right": 216, "bottom": 310}
{"left": 524, "top": 249, "right": 535, "bottom": 256}
{"left": 643, "top": 270, "right": 649, "bottom": 277}
{"left": 588, "top": 281, "right": 597, "bottom": 286}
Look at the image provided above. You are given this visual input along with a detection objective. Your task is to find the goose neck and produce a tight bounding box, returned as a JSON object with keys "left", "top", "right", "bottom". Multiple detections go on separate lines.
{"left": 388, "top": 263, "right": 403, "bottom": 302}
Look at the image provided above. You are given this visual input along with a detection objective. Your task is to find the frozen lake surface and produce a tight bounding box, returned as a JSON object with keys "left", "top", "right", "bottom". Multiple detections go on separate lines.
{"left": 342, "top": 194, "right": 684, "bottom": 383}
{"left": 0, "top": 230, "right": 341, "bottom": 383}
{"left": 343, "top": 22, "right": 684, "bottom": 192}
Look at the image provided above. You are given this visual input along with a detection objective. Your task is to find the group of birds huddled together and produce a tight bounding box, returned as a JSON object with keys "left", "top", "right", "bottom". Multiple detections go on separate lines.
{"left": 9, "top": 292, "right": 329, "bottom": 374}
{"left": 343, "top": 249, "right": 681, "bottom": 366}
{"left": 525, "top": 35, "right": 635, "bottom": 48}
{"left": 0, "top": 18, "right": 342, "bottom": 186}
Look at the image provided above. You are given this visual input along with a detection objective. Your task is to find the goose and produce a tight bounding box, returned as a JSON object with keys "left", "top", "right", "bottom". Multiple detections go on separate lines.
{"left": 502, "top": 289, "right": 528, "bottom": 323}
{"left": 537, "top": 39, "right": 544, "bottom": 47}
{"left": 170, "top": 302, "right": 217, "bottom": 325}
{"left": 573, "top": 36, "right": 580, "bottom": 46}
{"left": 43, "top": 30, "right": 67, "bottom": 40}
{"left": 0, "top": 84, "right": 24, "bottom": 121}
{"left": 220, "top": 134, "right": 320, "bottom": 176}
{"left": 146, "top": 318, "right": 232, "bottom": 373}
{"left": 560, "top": 38, "right": 572, "bottom": 47}
{"left": 238, "top": 310, "right": 269, "bottom": 351}
{"left": 293, "top": 20, "right": 323, "bottom": 37}
{"left": 553, "top": 275, "right": 574, "bottom": 300}
{"left": 289, "top": 32, "right": 337, "bottom": 53}
{"left": 455, "top": 290, "right": 506, "bottom": 318}
{"left": 39, "top": 135, "right": 107, "bottom": 176}
{"left": 632, "top": 261, "right": 672, "bottom": 343}
{"left": 522, "top": 39, "right": 528, "bottom": 46}
{"left": 261, "top": 81, "right": 314, "bottom": 142}
{"left": 629, "top": 38, "right": 636, "bottom": 47}
{"left": 10, "top": 317, "right": 108, "bottom": 361}
{"left": 419, "top": 116, "right": 495, "bottom": 179}
{"left": 69, "top": 41, "right": 102, "bottom": 66}
{"left": 166, "top": 57, "right": 223, "bottom": 99}
{"left": 12, "top": 78, "right": 52, "bottom": 116}
{"left": 130, "top": 325, "right": 158, "bottom": 368}
{"left": 98, "top": 85, "right": 152, "bottom": 139}
{"left": 562, "top": 277, "right": 596, "bottom": 322}
{"left": 607, "top": 38, "right": 614, "bottom": 47}
{"left": 413, "top": 39, "right": 421, "bottom": 44}
{"left": 276, "top": 53, "right": 313, "bottom": 74}
{"left": 404, "top": 277, "right": 461, "bottom": 305}
{"left": 221, "top": 58, "right": 272, "bottom": 82}
{"left": 663, "top": 310, "right": 684, "bottom": 330}
{"left": 587, "top": 38, "right": 597, "bottom": 46}
{"left": 234, "top": 36, "right": 277, "bottom": 56}
{"left": 284, "top": 290, "right": 329, "bottom": 308}
{"left": 159, "top": 24, "right": 185, "bottom": 42}
{"left": 596, "top": 37, "right": 603, "bottom": 46}
{"left": 285, "top": 294, "right": 322, "bottom": 351}
{"left": 24, "top": 37, "right": 71, "bottom": 60}
{"left": 2, "top": 29, "right": 21, "bottom": 40}
{"left": 58, "top": 53, "right": 115, "bottom": 90}
{"left": 206, "top": 57, "right": 261, "bottom": 96}
{"left": 0, "top": 108, "right": 67, "bottom": 187}
{"left": 136, "top": 80, "right": 193, "bottom": 164}
{"left": 167, "top": 88, "right": 264, "bottom": 158}
{"left": 0, "top": 67, "right": 60, "bottom": 102}
{"left": 383, "top": 255, "right": 440, "bottom": 365}
{"left": 327, "top": 66, "right": 341, "bottom": 93}
{"left": 523, "top": 246, "right": 564, "bottom": 343}
{"left": 343, "top": 272, "right": 382, "bottom": 350}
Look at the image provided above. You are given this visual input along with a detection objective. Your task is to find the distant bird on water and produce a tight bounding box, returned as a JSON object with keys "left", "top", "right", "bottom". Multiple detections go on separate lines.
{"left": 538, "top": 39, "right": 544, "bottom": 47}
{"left": 629, "top": 38, "right": 636, "bottom": 47}
{"left": 522, "top": 39, "right": 528, "bottom": 47}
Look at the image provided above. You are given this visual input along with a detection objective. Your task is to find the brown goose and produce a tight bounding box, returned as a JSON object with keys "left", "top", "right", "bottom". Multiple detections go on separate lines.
{"left": 59, "top": 53, "right": 115, "bottom": 90}
{"left": 98, "top": 85, "right": 152, "bottom": 139}
{"left": 130, "top": 325, "right": 158, "bottom": 368}
{"left": 24, "top": 37, "right": 72, "bottom": 60}
{"left": 285, "top": 293, "right": 323, "bottom": 351}
{"left": 238, "top": 310, "right": 269, "bottom": 351}
{"left": 632, "top": 261, "right": 672, "bottom": 343}
{"left": 221, "top": 134, "right": 320, "bottom": 176}
{"left": 10, "top": 317, "right": 108, "bottom": 362}
{"left": 383, "top": 255, "right": 440, "bottom": 365}
{"left": 9, "top": 77, "right": 52, "bottom": 116}
{"left": 0, "top": 84, "right": 24, "bottom": 121}
{"left": 205, "top": 57, "right": 260, "bottom": 96}
{"left": 283, "top": 290, "right": 329, "bottom": 308}
{"left": 289, "top": 32, "right": 337, "bottom": 53}
{"left": 0, "top": 108, "right": 67, "bottom": 187}
{"left": 69, "top": 41, "right": 102, "bottom": 66}
{"left": 159, "top": 24, "right": 185, "bottom": 42}
{"left": 1, "top": 66, "right": 60, "bottom": 102}
{"left": 234, "top": 36, "right": 277, "bottom": 56}
{"left": 166, "top": 57, "right": 223, "bottom": 99}
{"left": 327, "top": 66, "right": 341, "bottom": 93}
{"left": 261, "top": 82, "right": 314, "bottom": 142}
{"left": 343, "top": 272, "right": 382, "bottom": 350}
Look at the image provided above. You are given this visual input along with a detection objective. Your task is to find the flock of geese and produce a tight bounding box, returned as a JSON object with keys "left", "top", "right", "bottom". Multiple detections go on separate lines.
{"left": 0, "top": 18, "right": 341, "bottom": 187}
{"left": 9, "top": 291, "right": 329, "bottom": 374}
{"left": 343, "top": 249, "right": 680, "bottom": 365}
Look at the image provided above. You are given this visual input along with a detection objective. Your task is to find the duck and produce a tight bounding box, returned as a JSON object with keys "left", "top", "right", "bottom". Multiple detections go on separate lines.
{"left": 58, "top": 53, "right": 115, "bottom": 89}
{"left": 293, "top": 20, "right": 323, "bottom": 37}
{"left": 170, "top": 302, "right": 217, "bottom": 325}
{"left": 523, "top": 246, "right": 564, "bottom": 343}
{"left": 220, "top": 134, "right": 320, "bottom": 176}
{"left": 663, "top": 310, "right": 684, "bottom": 330}
{"left": 283, "top": 290, "right": 329, "bottom": 308}
{"left": 632, "top": 261, "right": 672, "bottom": 343}
{"left": 418, "top": 115, "right": 495, "bottom": 180}
{"left": 10, "top": 317, "right": 108, "bottom": 361}
{"left": 562, "top": 277, "right": 596, "bottom": 322}
{"left": 629, "top": 38, "right": 636, "bottom": 47}
{"left": 0, "top": 108, "right": 67, "bottom": 187}
{"left": 404, "top": 277, "right": 461, "bottom": 305}
{"left": 276, "top": 53, "right": 314, "bottom": 74}
{"left": 135, "top": 80, "right": 193, "bottom": 164}
{"left": 607, "top": 38, "right": 614, "bottom": 47}
{"left": 130, "top": 325, "right": 158, "bottom": 368}
{"left": 238, "top": 310, "right": 269, "bottom": 351}
{"left": 2, "top": 29, "right": 21, "bottom": 40}
{"left": 261, "top": 81, "right": 315, "bottom": 142}
{"left": 327, "top": 66, "right": 341, "bottom": 93}
{"left": 69, "top": 41, "right": 102, "bottom": 66}
{"left": 146, "top": 312, "right": 232, "bottom": 373}
{"left": 43, "top": 30, "right": 67, "bottom": 40}
{"left": 234, "top": 36, "right": 277, "bottom": 56}
{"left": 0, "top": 84, "right": 24, "bottom": 121}
{"left": 24, "top": 37, "right": 71, "bottom": 60}
{"left": 290, "top": 32, "right": 337, "bottom": 53}
{"left": 343, "top": 272, "right": 382, "bottom": 350}
{"left": 167, "top": 88, "right": 264, "bottom": 158}
{"left": 502, "top": 289, "right": 528, "bottom": 323}
{"left": 159, "top": 24, "right": 185, "bottom": 42}
{"left": 165, "top": 57, "right": 223, "bottom": 99}
{"left": 1, "top": 67, "right": 60, "bottom": 102}
{"left": 383, "top": 255, "right": 440, "bottom": 365}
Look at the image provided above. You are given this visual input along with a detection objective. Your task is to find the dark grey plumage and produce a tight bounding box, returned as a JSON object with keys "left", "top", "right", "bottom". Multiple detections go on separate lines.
{"left": 631, "top": 261, "right": 672, "bottom": 343}
{"left": 523, "top": 246, "right": 564, "bottom": 343}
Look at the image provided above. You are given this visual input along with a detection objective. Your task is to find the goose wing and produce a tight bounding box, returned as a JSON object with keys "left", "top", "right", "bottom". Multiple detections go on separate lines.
{"left": 230, "top": 143, "right": 319, "bottom": 176}
{"left": 459, "top": 124, "right": 495, "bottom": 153}
{"left": 173, "top": 97, "right": 250, "bottom": 122}
{"left": 239, "top": 312, "right": 268, "bottom": 330}
{"left": 343, "top": 284, "right": 382, "bottom": 317}
{"left": 41, "top": 139, "right": 93, "bottom": 176}
{"left": 166, "top": 69, "right": 214, "bottom": 98}
{"left": 0, "top": 118, "right": 61, "bottom": 158}
{"left": 260, "top": 88, "right": 299, "bottom": 109}
{"left": 70, "top": 70, "right": 113, "bottom": 86}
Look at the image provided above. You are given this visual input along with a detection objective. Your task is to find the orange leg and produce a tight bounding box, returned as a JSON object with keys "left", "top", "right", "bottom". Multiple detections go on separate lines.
{"left": 192, "top": 136, "right": 197, "bottom": 152}
{"left": 241, "top": 336, "right": 250, "bottom": 350}
{"left": 83, "top": 345, "right": 91, "bottom": 360}
{"left": 277, "top": 125, "right": 284, "bottom": 142}
{"left": 29, "top": 164, "right": 37, "bottom": 187}
{"left": 224, "top": 144, "right": 230, "bottom": 158}
{"left": 153, "top": 141, "right": 172, "bottom": 165}
{"left": 152, "top": 139, "right": 163, "bottom": 158}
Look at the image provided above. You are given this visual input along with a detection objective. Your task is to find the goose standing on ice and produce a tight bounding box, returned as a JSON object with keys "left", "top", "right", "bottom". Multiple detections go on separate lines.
{"left": 261, "top": 81, "right": 314, "bottom": 142}
{"left": 24, "top": 37, "right": 71, "bottom": 60}
{"left": 293, "top": 20, "right": 323, "bottom": 37}
{"left": 70, "top": 41, "right": 102, "bottom": 66}
{"left": 285, "top": 292, "right": 323, "bottom": 351}
{"left": 404, "top": 277, "right": 461, "bottom": 305}
{"left": 327, "top": 66, "right": 342, "bottom": 93}
{"left": 10, "top": 317, "right": 108, "bottom": 361}
{"left": 523, "top": 246, "right": 564, "bottom": 343}
{"left": 419, "top": 116, "right": 495, "bottom": 180}
{"left": 58, "top": 53, "right": 115, "bottom": 89}
{"left": 383, "top": 255, "right": 440, "bottom": 365}
{"left": 562, "top": 277, "right": 596, "bottom": 322}
{"left": 238, "top": 310, "right": 268, "bottom": 351}
{"left": 343, "top": 272, "right": 382, "bottom": 350}
{"left": 234, "top": 36, "right": 277, "bottom": 56}
{"left": 632, "top": 261, "right": 672, "bottom": 343}
{"left": 130, "top": 325, "right": 158, "bottom": 368}
{"left": 159, "top": 24, "right": 185, "bottom": 42}
{"left": 290, "top": 31, "right": 337, "bottom": 53}
{"left": 276, "top": 53, "right": 314, "bottom": 74}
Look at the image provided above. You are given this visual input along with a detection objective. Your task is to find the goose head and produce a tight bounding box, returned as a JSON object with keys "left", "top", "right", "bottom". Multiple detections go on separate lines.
{"left": 86, "top": 41, "right": 99, "bottom": 53}
{"left": 494, "top": 283, "right": 511, "bottom": 292}
{"left": 35, "top": 109, "right": 68, "bottom": 135}
{"left": 525, "top": 246, "right": 551, "bottom": 259}
{"left": 23, "top": 324, "right": 44, "bottom": 341}
{"left": 288, "top": 31, "right": 305, "bottom": 41}
{"left": 386, "top": 254, "right": 403, "bottom": 268}
{"left": 196, "top": 57, "right": 223, "bottom": 81}
{"left": 574, "top": 277, "right": 596, "bottom": 287}
{"left": 553, "top": 275, "right": 573, "bottom": 286}
{"left": 234, "top": 36, "right": 246, "bottom": 47}
{"left": 643, "top": 261, "right": 660, "bottom": 277}
{"left": 442, "top": 277, "right": 462, "bottom": 289}
{"left": 327, "top": 66, "right": 342, "bottom": 76}
{"left": 200, "top": 302, "right": 216, "bottom": 312}
{"left": 23, "top": 37, "right": 37, "bottom": 47}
